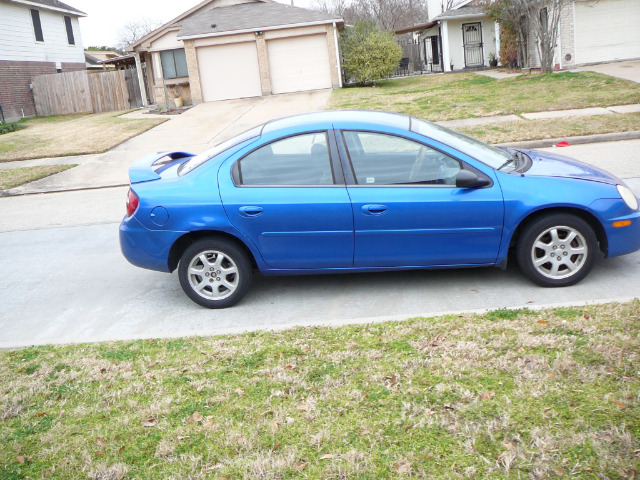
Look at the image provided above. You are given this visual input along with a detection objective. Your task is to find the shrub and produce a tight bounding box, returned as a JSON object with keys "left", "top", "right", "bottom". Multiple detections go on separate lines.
{"left": 341, "top": 21, "right": 403, "bottom": 86}
{"left": 0, "top": 121, "right": 26, "bottom": 135}
{"left": 499, "top": 24, "right": 519, "bottom": 68}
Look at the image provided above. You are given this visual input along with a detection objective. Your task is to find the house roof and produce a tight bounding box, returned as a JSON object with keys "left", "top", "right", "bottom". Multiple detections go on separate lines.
{"left": 394, "top": 21, "right": 437, "bottom": 35}
{"left": 9, "top": 0, "right": 86, "bottom": 16}
{"left": 177, "top": 2, "right": 342, "bottom": 39}
{"left": 85, "top": 52, "right": 100, "bottom": 65}
{"left": 433, "top": 1, "right": 486, "bottom": 21}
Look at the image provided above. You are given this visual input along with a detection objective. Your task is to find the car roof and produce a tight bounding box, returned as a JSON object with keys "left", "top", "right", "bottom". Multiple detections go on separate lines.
{"left": 261, "top": 110, "right": 411, "bottom": 134}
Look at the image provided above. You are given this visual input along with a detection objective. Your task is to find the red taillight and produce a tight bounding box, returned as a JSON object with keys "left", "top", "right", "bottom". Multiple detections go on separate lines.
{"left": 126, "top": 188, "right": 139, "bottom": 217}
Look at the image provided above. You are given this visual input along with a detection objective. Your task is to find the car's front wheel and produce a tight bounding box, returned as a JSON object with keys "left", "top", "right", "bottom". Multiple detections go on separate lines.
{"left": 516, "top": 213, "right": 598, "bottom": 287}
{"left": 178, "top": 238, "right": 252, "bottom": 308}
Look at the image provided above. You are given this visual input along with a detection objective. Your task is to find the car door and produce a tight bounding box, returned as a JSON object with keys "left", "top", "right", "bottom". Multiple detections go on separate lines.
{"left": 337, "top": 129, "right": 504, "bottom": 268}
{"left": 218, "top": 130, "right": 354, "bottom": 270}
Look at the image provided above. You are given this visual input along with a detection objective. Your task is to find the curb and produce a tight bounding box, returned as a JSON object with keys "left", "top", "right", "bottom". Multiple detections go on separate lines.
{"left": 499, "top": 130, "right": 640, "bottom": 149}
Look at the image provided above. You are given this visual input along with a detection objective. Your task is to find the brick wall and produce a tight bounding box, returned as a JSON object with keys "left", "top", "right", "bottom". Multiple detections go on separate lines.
{"left": 0, "top": 60, "right": 56, "bottom": 122}
{"left": 558, "top": 2, "right": 575, "bottom": 69}
{"left": 61, "top": 62, "right": 87, "bottom": 72}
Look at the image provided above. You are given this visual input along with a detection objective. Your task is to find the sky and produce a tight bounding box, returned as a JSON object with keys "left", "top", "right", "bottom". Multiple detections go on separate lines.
{"left": 71, "top": 0, "right": 316, "bottom": 48}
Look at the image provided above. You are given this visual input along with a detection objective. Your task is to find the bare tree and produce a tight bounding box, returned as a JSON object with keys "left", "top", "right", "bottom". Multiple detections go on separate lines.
{"left": 484, "top": 0, "right": 567, "bottom": 72}
{"left": 527, "top": 0, "right": 567, "bottom": 72}
{"left": 116, "top": 18, "right": 163, "bottom": 50}
{"left": 313, "top": 0, "right": 429, "bottom": 31}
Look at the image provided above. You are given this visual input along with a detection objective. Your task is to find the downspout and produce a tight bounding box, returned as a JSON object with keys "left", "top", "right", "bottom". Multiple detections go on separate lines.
{"left": 333, "top": 22, "right": 343, "bottom": 88}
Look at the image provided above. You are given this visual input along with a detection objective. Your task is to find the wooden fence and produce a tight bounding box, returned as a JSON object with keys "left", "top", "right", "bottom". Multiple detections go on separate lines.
{"left": 32, "top": 70, "right": 132, "bottom": 116}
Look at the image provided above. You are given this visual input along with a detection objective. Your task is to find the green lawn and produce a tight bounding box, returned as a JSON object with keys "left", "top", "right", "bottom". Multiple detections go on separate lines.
{"left": 328, "top": 71, "right": 640, "bottom": 122}
{"left": 2, "top": 302, "right": 639, "bottom": 479}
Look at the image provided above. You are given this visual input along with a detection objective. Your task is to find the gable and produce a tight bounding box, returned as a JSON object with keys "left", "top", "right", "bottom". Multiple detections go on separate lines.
{"left": 128, "top": 0, "right": 267, "bottom": 51}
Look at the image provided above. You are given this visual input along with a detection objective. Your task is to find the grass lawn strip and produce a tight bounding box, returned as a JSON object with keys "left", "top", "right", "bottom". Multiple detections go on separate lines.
{"left": 0, "top": 165, "right": 76, "bottom": 190}
{"left": 459, "top": 112, "right": 640, "bottom": 144}
{"left": 327, "top": 71, "right": 640, "bottom": 122}
{"left": 1, "top": 301, "right": 639, "bottom": 479}
{"left": 0, "top": 111, "right": 167, "bottom": 163}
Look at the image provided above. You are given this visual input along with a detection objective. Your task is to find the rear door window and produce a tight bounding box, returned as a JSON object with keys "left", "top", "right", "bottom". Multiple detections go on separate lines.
{"left": 238, "top": 132, "right": 334, "bottom": 186}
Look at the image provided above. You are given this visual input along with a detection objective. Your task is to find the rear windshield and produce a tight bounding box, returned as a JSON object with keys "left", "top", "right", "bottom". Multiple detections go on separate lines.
{"left": 178, "top": 125, "right": 262, "bottom": 176}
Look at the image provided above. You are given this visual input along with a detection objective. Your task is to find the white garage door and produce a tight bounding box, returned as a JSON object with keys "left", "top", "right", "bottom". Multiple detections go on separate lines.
{"left": 574, "top": 0, "right": 640, "bottom": 64}
{"left": 267, "top": 35, "right": 333, "bottom": 94}
{"left": 197, "top": 42, "right": 262, "bottom": 102}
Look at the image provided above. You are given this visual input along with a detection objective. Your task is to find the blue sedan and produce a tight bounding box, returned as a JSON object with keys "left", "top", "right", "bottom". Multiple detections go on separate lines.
{"left": 119, "top": 111, "right": 640, "bottom": 308}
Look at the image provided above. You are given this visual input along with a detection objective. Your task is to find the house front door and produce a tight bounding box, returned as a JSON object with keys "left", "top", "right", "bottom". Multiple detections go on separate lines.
{"left": 462, "top": 22, "right": 484, "bottom": 67}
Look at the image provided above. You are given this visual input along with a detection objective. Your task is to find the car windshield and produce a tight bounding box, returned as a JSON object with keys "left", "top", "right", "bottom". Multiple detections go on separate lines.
{"left": 178, "top": 125, "right": 263, "bottom": 176}
{"left": 411, "top": 117, "right": 513, "bottom": 170}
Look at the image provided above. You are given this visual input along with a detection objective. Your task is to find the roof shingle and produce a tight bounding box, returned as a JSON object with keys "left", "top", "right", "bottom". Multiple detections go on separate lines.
{"left": 178, "top": 2, "right": 342, "bottom": 38}
{"left": 13, "top": 0, "right": 86, "bottom": 16}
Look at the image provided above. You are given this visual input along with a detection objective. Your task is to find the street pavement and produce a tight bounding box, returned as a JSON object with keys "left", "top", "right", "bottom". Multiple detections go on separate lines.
{"left": 1, "top": 139, "right": 640, "bottom": 349}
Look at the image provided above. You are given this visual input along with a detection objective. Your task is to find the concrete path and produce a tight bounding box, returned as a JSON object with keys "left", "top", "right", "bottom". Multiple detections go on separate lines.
{"left": 4, "top": 90, "right": 331, "bottom": 195}
{"left": 574, "top": 60, "right": 640, "bottom": 84}
{"left": 475, "top": 60, "right": 640, "bottom": 84}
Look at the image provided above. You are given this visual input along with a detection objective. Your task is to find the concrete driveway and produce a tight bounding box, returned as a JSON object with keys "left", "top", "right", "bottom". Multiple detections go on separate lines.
{"left": 9, "top": 89, "right": 332, "bottom": 195}
{"left": 575, "top": 60, "right": 640, "bottom": 84}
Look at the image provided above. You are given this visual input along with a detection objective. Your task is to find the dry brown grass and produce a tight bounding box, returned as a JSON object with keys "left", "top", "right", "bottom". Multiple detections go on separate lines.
{"left": 0, "top": 111, "right": 166, "bottom": 162}
{"left": 0, "top": 164, "right": 75, "bottom": 190}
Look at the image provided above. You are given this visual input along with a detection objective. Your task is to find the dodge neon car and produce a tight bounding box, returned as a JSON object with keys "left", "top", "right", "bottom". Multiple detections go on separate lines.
{"left": 120, "top": 111, "right": 640, "bottom": 308}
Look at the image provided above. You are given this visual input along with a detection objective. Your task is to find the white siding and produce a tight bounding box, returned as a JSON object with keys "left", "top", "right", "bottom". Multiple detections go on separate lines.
{"left": 443, "top": 18, "right": 496, "bottom": 70}
{"left": 149, "top": 30, "right": 183, "bottom": 52}
{"left": 0, "top": 2, "right": 84, "bottom": 63}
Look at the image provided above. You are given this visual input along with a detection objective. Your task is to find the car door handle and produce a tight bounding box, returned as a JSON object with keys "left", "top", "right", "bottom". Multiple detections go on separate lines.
{"left": 239, "top": 206, "right": 264, "bottom": 217}
{"left": 361, "top": 204, "right": 388, "bottom": 215}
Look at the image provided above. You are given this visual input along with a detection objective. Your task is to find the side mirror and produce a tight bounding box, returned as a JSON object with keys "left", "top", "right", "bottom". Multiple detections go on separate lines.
{"left": 455, "top": 169, "right": 491, "bottom": 188}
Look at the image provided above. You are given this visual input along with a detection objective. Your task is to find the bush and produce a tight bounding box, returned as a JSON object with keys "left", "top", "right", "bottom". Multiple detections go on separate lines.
{"left": 341, "top": 21, "right": 403, "bottom": 86}
{"left": 499, "top": 24, "right": 518, "bottom": 68}
{"left": 0, "top": 121, "right": 26, "bottom": 135}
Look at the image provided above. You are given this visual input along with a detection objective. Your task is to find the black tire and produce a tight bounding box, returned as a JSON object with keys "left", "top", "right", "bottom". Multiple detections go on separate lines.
{"left": 178, "top": 238, "right": 252, "bottom": 308}
{"left": 516, "top": 213, "right": 598, "bottom": 287}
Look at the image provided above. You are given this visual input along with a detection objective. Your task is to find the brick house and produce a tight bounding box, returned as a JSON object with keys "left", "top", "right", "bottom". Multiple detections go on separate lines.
{"left": 0, "top": 0, "right": 86, "bottom": 122}
{"left": 127, "top": 0, "right": 343, "bottom": 107}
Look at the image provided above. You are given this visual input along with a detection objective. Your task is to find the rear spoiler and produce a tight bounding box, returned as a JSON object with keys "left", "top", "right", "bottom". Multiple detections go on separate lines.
{"left": 128, "top": 151, "right": 194, "bottom": 184}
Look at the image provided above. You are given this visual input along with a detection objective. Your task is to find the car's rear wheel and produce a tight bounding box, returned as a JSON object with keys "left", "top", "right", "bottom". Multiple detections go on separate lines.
{"left": 178, "top": 238, "right": 252, "bottom": 308}
{"left": 516, "top": 213, "right": 598, "bottom": 287}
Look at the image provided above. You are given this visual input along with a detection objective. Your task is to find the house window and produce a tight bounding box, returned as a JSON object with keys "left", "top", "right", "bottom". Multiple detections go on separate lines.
{"left": 64, "top": 16, "right": 75, "bottom": 45}
{"left": 160, "top": 49, "right": 188, "bottom": 79}
{"left": 31, "top": 9, "right": 44, "bottom": 42}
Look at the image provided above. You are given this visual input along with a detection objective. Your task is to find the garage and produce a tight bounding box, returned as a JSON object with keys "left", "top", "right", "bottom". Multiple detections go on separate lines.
{"left": 574, "top": 0, "right": 640, "bottom": 64}
{"left": 267, "top": 34, "right": 333, "bottom": 94}
{"left": 197, "top": 42, "right": 262, "bottom": 102}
